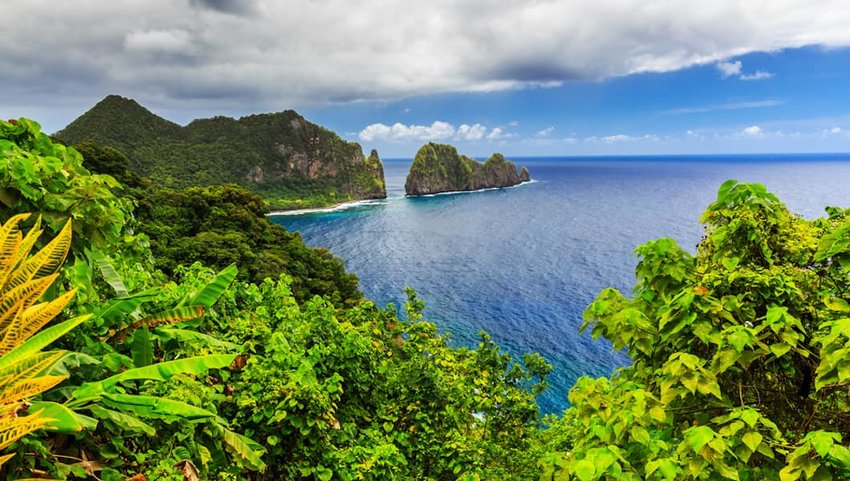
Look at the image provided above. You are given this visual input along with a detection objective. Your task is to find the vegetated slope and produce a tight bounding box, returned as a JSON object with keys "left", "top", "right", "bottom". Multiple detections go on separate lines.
{"left": 56, "top": 95, "right": 386, "bottom": 209}
{"left": 405, "top": 142, "right": 530, "bottom": 196}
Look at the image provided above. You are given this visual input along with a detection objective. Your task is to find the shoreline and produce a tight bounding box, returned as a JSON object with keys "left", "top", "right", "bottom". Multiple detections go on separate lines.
{"left": 406, "top": 179, "right": 537, "bottom": 198}
{"left": 268, "top": 179, "right": 537, "bottom": 217}
{"left": 267, "top": 198, "right": 388, "bottom": 216}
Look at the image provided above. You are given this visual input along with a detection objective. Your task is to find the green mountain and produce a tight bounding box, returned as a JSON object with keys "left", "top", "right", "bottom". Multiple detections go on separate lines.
{"left": 405, "top": 142, "right": 530, "bottom": 196}
{"left": 56, "top": 95, "right": 386, "bottom": 210}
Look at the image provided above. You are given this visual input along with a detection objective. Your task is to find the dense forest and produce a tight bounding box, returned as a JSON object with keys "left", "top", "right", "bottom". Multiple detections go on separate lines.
{"left": 1, "top": 117, "right": 850, "bottom": 480}
{"left": 55, "top": 96, "right": 386, "bottom": 210}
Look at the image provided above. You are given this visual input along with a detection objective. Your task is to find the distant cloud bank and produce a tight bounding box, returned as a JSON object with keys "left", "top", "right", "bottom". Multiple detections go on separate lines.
{"left": 3, "top": 0, "right": 848, "bottom": 114}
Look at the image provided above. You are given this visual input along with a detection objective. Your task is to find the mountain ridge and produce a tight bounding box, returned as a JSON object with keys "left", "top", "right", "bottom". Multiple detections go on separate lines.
{"left": 56, "top": 95, "right": 386, "bottom": 210}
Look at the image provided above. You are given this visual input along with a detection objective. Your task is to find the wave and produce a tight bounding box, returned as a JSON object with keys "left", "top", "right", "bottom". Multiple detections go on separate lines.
{"left": 410, "top": 179, "right": 538, "bottom": 198}
{"left": 267, "top": 198, "right": 389, "bottom": 217}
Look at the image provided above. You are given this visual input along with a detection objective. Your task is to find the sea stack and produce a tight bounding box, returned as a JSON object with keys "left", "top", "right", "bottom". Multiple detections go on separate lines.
{"left": 404, "top": 142, "right": 530, "bottom": 196}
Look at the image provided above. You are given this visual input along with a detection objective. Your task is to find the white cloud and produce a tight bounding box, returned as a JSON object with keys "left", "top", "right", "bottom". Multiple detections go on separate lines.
{"left": 535, "top": 126, "right": 555, "bottom": 138}
{"left": 4, "top": 0, "right": 850, "bottom": 121}
{"left": 742, "top": 125, "right": 763, "bottom": 136}
{"left": 358, "top": 121, "right": 506, "bottom": 142}
{"left": 585, "top": 134, "right": 661, "bottom": 143}
{"left": 358, "top": 121, "right": 455, "bottom": 142}
{"left": 663, "top": 99, "right": 781, "bottom": 115}
{"left": 740, "top": 70, "right": 774, "bottom": 80}
{"left": 124, "top": 29, "right": 193, "bottom": 53}
{"left": 831, "top": 126, "right": 843, "bottom": 134}
{"left": 455, "top": 123, "right": 487, "bottom": 141}
{"left": 716, "top": 60, "right": 742, "bottom": 78}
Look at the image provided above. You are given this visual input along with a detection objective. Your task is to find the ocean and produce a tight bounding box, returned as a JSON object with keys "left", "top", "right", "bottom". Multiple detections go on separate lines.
{"left": 271, "top": 155, "right": 850, "bottom": 414}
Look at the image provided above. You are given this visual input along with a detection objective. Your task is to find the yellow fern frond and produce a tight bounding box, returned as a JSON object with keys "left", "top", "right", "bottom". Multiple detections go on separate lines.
{"left": 9, "top": 215, "right": 42, "bottom": 272}
{"left": 0, "top": 352, "right": 65, "bottom": 392}
{"left": 0, "top": 410, "right": 52, "bottom": 450}
{"left": 0, "top": 290, "right": 76, "bottom": 355}
{"left": 0, "top": 352, "right": 63, "bottom": 383}
{"left": 1, "top": 219, "right": 70, "bottom": 296}
{"left": 0, "top": 213, "right": 30, "bottom": 287}
{"left": 0, "top": 275, "right": 59, "bottom": 335}
{"left": 0, "top": 376, "right": 66, "bottom": 407}
{"left": 0, "top": 451, "right": 15, "bottom": 468}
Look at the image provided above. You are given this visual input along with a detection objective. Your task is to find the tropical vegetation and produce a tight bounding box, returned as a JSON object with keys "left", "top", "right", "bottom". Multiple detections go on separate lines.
{"left": 2, "top": 115, "right": 849, "bottom": 480}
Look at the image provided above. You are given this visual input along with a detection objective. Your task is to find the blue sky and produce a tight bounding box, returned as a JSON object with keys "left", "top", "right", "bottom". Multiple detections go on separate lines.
{"left": 3, "top": 1, "right": 850, "bottom": 158}
{"left": 307, "top": 47, "right": 850, "bottom": 157}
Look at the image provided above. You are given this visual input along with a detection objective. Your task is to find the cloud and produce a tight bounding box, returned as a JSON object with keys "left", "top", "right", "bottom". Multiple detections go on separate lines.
{"left": 455, "top": 123, "right": 487, "bottom": 141}
{"left": 124, "top": 30, "right": 193, "bottom": 53}
{"left": 740, "top": 70, "right": 774, "bottom": 81}
{"left": 4, "top": 0, "right": 850, "bottom": 126}
{"left": 586, "top": 134, "right": 661, "bottom": 143}
{"left": 358, "top": 121, "right": 505, "bottom": 142}
{"left": 358, "top": 121, "right": 455, "bottom": 142}
{"left": 535, "top": 126, "right": 555, "bottom": 138}
{"left": 663, "top": 99, "right": 781, "bottom": 114}
{"left": 716, "top": 60, "right": 774, "bottom": 81}
{"left": 189, "top": 0, "right": 257, "bottom": 14}
{"left": 716, "top": 61, "right": 742, "bottom": 78}
{"left": 742, "top": 125, "right": 763, "bottom": 136}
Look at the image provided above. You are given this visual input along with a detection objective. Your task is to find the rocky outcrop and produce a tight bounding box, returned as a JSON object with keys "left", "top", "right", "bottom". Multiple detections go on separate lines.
{"left": 56, "top": 95, "right": 386, "bottom": 209}
{"left": 404, "top": 143, "right": 530, "bottom": 196}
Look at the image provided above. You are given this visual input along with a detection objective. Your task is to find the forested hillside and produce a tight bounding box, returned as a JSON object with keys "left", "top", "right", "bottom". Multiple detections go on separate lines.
{"left": 1, "top": 117, "right": 849, "bottom": 480}
{"left": 55, "top": 96, "right": 386, "bottom": 210}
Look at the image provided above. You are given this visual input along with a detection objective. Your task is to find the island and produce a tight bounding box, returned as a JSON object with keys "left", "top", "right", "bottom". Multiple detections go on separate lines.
{"left": 55, "top": 95, "right": 386, "bottom": 210}
{"left": 404, "top": 142, "right": 530, "bottom": 196}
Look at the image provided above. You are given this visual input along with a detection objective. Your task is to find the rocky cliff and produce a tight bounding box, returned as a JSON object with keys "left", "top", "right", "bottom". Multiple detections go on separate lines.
{"left": 56, "top": 95, "right": 386, "bottom": 210}
{"left": 404, "top": 143, "right": 530, "bottom": 196}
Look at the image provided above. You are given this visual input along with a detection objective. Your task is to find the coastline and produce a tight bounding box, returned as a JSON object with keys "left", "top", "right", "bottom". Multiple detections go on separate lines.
{"left": 407, "top": 179, "right": 537, "bottom": 198}
{"left": 268, "top": 179, "right": 537, "bottom": 217}
{"left": 267, "top": 198, "right": 388, "bottom": 216}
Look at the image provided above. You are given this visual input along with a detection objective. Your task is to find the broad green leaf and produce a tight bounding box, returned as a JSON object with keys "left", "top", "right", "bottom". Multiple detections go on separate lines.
{"left": 686, "top": 426, "right": 715, "bottom": 452}
{"left": 71, "top": 354, "right": 236, "bottom": 399}
{"left": 214, "top": 422, "right": 267, "bottom": 472}
{"left": 187, "top": 263, "right": 238, "bottom": 308}
{"left": 131, "top": 327, "right": 153, "bottom": 367}
{"left": 86, "top": 248, "right": 128, "bottom": 297}
{"left": 742, "top": 431, "right": 763, "bottom": 453}
{"left": 100, "top": 393, "right": 224, "bottom": 423}
{"left": 152, "top": 328, "right": 241, "bottom": 351}
{"left": 88, "top": 405, "right": 156, "bottom": 436}
{"left": 573, "top": 459, "right": 596, "bottom": 481}
{"left": 0, "top": 314, "right": 91, "bottom": 372}
{"left": 29, "top": 401, "right": 98, "bottom": 433}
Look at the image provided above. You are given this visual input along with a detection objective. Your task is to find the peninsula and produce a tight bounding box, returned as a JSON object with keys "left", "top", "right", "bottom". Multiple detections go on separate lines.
{"left": 404, "top": 142, "right": 530, "bottom": 196}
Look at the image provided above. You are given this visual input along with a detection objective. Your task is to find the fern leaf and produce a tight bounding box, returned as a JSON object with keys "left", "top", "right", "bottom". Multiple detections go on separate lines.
{"left": 0, "top": 213, "right": 30, "bottom": 285}
{"left": 0, "top": 275, "right": 58, "bottom": 335}
{"left": 0, "top": 290, "right": 76, "bottom": 355}
{"left": 0, "top": 314, "right": 90, "bottom": 373}
{"left": 2, "top": 219, "right": 70, "bottom": 295}
{"left": 0, "top": 375, "right": 67, "bottom": 406}
{"left": 0, "top": 411, "right": 52, "bottom": 450}
{"left": 0, "top": 352, "right": 65, "bottom": 391}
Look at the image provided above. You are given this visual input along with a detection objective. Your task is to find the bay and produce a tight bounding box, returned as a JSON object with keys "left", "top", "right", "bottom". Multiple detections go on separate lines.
{"left": 272, "top": 154, "right": 850, "bottom": 413}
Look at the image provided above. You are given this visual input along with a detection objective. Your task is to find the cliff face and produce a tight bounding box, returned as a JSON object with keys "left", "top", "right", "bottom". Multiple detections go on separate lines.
{"left": 56, "top": 95, "right": 386, "bottom": 209}
{"left": 405, "top": 143, "right": 530, "bottom": 196}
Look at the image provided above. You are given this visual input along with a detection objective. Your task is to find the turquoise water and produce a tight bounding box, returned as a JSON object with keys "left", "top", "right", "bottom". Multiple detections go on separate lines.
{"left": 272, "top": 155, "right": 850, "bottom": 413}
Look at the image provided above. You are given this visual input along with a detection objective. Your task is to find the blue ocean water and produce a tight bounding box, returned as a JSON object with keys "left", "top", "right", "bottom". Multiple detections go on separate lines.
{"left": 272, "top": 155, "right": 850, "bottom": 414}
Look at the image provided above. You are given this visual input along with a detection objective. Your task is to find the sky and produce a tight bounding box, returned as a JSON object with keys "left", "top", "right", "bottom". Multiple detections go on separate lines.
{"left": 3, "top": 0, "right": 850, "bottom": 157}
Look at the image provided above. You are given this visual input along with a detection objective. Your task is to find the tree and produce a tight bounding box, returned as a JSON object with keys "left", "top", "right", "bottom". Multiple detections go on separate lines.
{"left": 545, "top": 181, "right": 850, "bottom": 480}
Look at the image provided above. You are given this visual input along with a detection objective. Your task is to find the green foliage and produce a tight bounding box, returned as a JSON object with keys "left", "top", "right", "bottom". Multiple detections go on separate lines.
{"left": 55, "top": 95, "right": 386, "bottom": 210}
{"left": 202, "top": 278, "right": 551, "bottom": 480}
{"left": 135, "top": 183, "right": 362, "bottom": 305}
{"left": 0, "top": 118, "right": 133, "bottom": 249}
{"left": 544, "top": 180, "right": 850, "bottom": 480}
